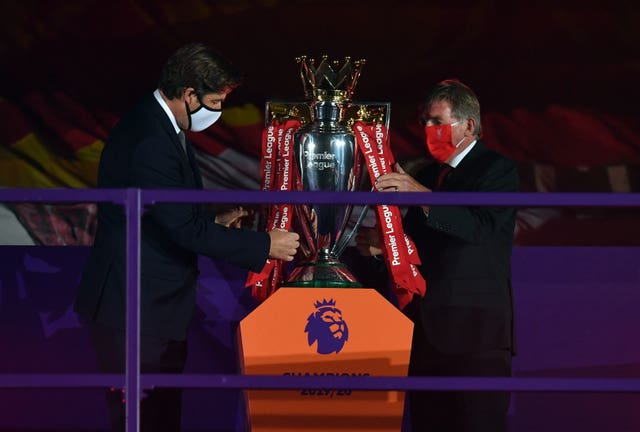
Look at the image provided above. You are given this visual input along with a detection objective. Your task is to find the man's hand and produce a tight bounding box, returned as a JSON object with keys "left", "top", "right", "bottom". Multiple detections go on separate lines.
{"left": 375, "top": 163, "right": 432, "bottom": 193}
{"left": 215, "top": 206, "right": 250, "bottom": 228}
{"left": 355, "top": 226, "right": 383, "bottom": 257}
{"left": 267, "top": 229, "right": 300, "bottom": 261}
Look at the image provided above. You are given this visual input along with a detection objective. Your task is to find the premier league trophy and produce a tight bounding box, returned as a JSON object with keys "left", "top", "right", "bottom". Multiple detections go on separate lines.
{"left": 263, "top": 55, "right": 389, "bottom": 288}
{"left": 241, "top": 58, "right": 414, "bottom": 432}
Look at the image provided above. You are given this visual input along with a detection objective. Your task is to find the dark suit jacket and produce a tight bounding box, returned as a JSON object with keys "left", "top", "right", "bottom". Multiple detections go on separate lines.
{"left": 404, "top": 141, "right": 519, "bottom": 355}
{"left": 75, "top": 93, "right": 270, "bottom": 340}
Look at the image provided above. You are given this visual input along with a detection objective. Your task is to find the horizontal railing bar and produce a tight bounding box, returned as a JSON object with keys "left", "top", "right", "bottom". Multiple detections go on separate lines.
{"left": 141, "top": 374, "right": 640, "bottom": 393}
{"left": 2, "top": 374, "right": 640, "bottom": 393}
{"left": 141, "top": 190, "right": 640, "bottom": 207}
{"left": 0, "top": 189, "right": 639, "bottom": 207}
{"left": 0, "top": 188, "right": 128, "bottom": 204}
{"left": 0, "top": 374, "right": 125, "bottom": 388}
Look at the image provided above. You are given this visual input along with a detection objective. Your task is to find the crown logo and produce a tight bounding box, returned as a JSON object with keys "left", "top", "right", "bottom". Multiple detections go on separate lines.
{"left": 314, "top": 298, "right": 337, "bottom": 309}
{"left": 296, "top": 55, "right": 366, "bottom": 102}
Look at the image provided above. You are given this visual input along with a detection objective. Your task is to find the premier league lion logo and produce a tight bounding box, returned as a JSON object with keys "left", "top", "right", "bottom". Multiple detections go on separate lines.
{"left": 305, "top": 298, "right": 349, "bottom": 354}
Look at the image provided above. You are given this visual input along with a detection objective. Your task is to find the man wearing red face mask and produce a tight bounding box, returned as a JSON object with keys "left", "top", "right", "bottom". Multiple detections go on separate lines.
{"left": 356, "top": 79, "right": 519, "bottom": 432}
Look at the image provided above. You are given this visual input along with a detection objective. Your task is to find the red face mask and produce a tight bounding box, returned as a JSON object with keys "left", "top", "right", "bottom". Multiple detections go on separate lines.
{"left": 424, "top": 121, "right": 464, "bottom": 163}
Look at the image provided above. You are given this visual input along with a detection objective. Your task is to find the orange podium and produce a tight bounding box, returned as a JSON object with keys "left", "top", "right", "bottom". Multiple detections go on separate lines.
{"left": 238, "top": 287, "right": 413, "bottom": 432}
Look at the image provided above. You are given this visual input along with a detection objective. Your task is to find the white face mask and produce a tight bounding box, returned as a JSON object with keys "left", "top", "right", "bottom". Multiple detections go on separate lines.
{"left": 186, "top": 100, "right": 222, "bottom": 132}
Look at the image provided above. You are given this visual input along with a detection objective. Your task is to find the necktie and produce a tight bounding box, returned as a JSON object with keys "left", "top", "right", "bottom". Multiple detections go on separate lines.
{"left": 435, "top": 164, "right": 453, "bottom": 190}
{"left": 178, "top": 129, "right": 201, "bottom": 187}
{"left": 177, "top": 130, "right": 187, "bottom": 154}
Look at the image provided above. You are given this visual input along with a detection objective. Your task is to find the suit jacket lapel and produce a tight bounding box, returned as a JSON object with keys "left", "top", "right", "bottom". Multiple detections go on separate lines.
{"left": 148, "top": 94, "right": 201, "bottom": 188}
{"left": 444, "top": 141, "right": 489, "bottom": 188}
{"left": 149, "top": 94, "right": 191, "bottom": 165}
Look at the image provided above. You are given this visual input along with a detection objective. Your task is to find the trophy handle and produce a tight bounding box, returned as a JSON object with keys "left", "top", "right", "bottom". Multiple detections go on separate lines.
{"left": 330, "top": 203, "right": 370, "bottom": 259}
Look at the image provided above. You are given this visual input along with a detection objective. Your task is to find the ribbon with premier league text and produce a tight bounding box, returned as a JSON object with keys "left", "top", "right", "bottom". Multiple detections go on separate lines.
{"left": 353, "top": 122, "right": 426, "bottom": 309}
{"left": 246, "top": 119, "right": 301, "bottom": 302}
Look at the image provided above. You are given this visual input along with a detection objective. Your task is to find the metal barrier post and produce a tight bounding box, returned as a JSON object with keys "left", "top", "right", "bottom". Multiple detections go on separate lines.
{"left": 125, "top": 188, "right": 141, "bottom": 432}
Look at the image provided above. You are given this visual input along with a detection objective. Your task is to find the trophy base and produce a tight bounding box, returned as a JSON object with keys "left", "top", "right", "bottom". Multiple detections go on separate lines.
{"left": 284, "top": 261, "right": 362, "bottom": 288}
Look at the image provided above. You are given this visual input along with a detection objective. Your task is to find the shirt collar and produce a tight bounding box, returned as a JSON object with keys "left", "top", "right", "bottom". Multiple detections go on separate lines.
{"left": 448, "top": 139, "right": 477, "bottom": 168}
{"left": 153, "top": 89, "right": 181, "bottom": 134}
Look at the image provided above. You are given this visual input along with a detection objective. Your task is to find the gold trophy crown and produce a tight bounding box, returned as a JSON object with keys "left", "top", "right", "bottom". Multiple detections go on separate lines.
{"left": 296, "top": 55, "right": 366, "bottom": 102}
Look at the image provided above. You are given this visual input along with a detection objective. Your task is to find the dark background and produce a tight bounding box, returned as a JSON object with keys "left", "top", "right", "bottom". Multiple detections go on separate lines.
{"left": 2, "top": 0, "right": 640, "bottom": 118}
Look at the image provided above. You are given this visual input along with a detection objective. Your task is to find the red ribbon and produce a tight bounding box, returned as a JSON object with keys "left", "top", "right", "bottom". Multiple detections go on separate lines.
{"left": 247, "top": 119, "right": 301, "bottom": 302}
{"left": 256, "top": 124, "right": 278, "bottom": 231}
{"left": 353, "top": 122, "right": 426, "bottom": 309}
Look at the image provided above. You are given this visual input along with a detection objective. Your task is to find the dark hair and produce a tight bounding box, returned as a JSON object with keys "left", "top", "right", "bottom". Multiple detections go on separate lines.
{"left": 425, "top": 79, "right": 481, "bottom": 137}
{"left": 158, "top": 42, "right": 242, "bottom": 99}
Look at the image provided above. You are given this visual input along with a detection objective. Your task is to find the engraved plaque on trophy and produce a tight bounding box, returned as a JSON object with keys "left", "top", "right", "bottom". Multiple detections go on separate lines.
{"left": 265, "top": 55, "right": 390, "bottom": 287}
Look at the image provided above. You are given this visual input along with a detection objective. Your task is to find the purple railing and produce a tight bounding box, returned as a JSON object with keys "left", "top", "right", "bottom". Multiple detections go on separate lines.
{"left": 0, "top": 188, "right": 639, "bottom": 432}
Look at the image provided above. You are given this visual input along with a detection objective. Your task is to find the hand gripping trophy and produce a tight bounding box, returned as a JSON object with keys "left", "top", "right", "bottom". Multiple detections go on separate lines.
{"left": 247, "top": 56, "right": 424, "bottom": 306}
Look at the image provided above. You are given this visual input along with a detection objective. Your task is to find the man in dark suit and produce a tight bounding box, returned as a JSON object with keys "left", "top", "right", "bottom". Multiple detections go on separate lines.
{"left": 74, "top": 43, "right": 299, "bottom": 432}
{"left": 357, "top": 79, "right": 519, "bottom": 431}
